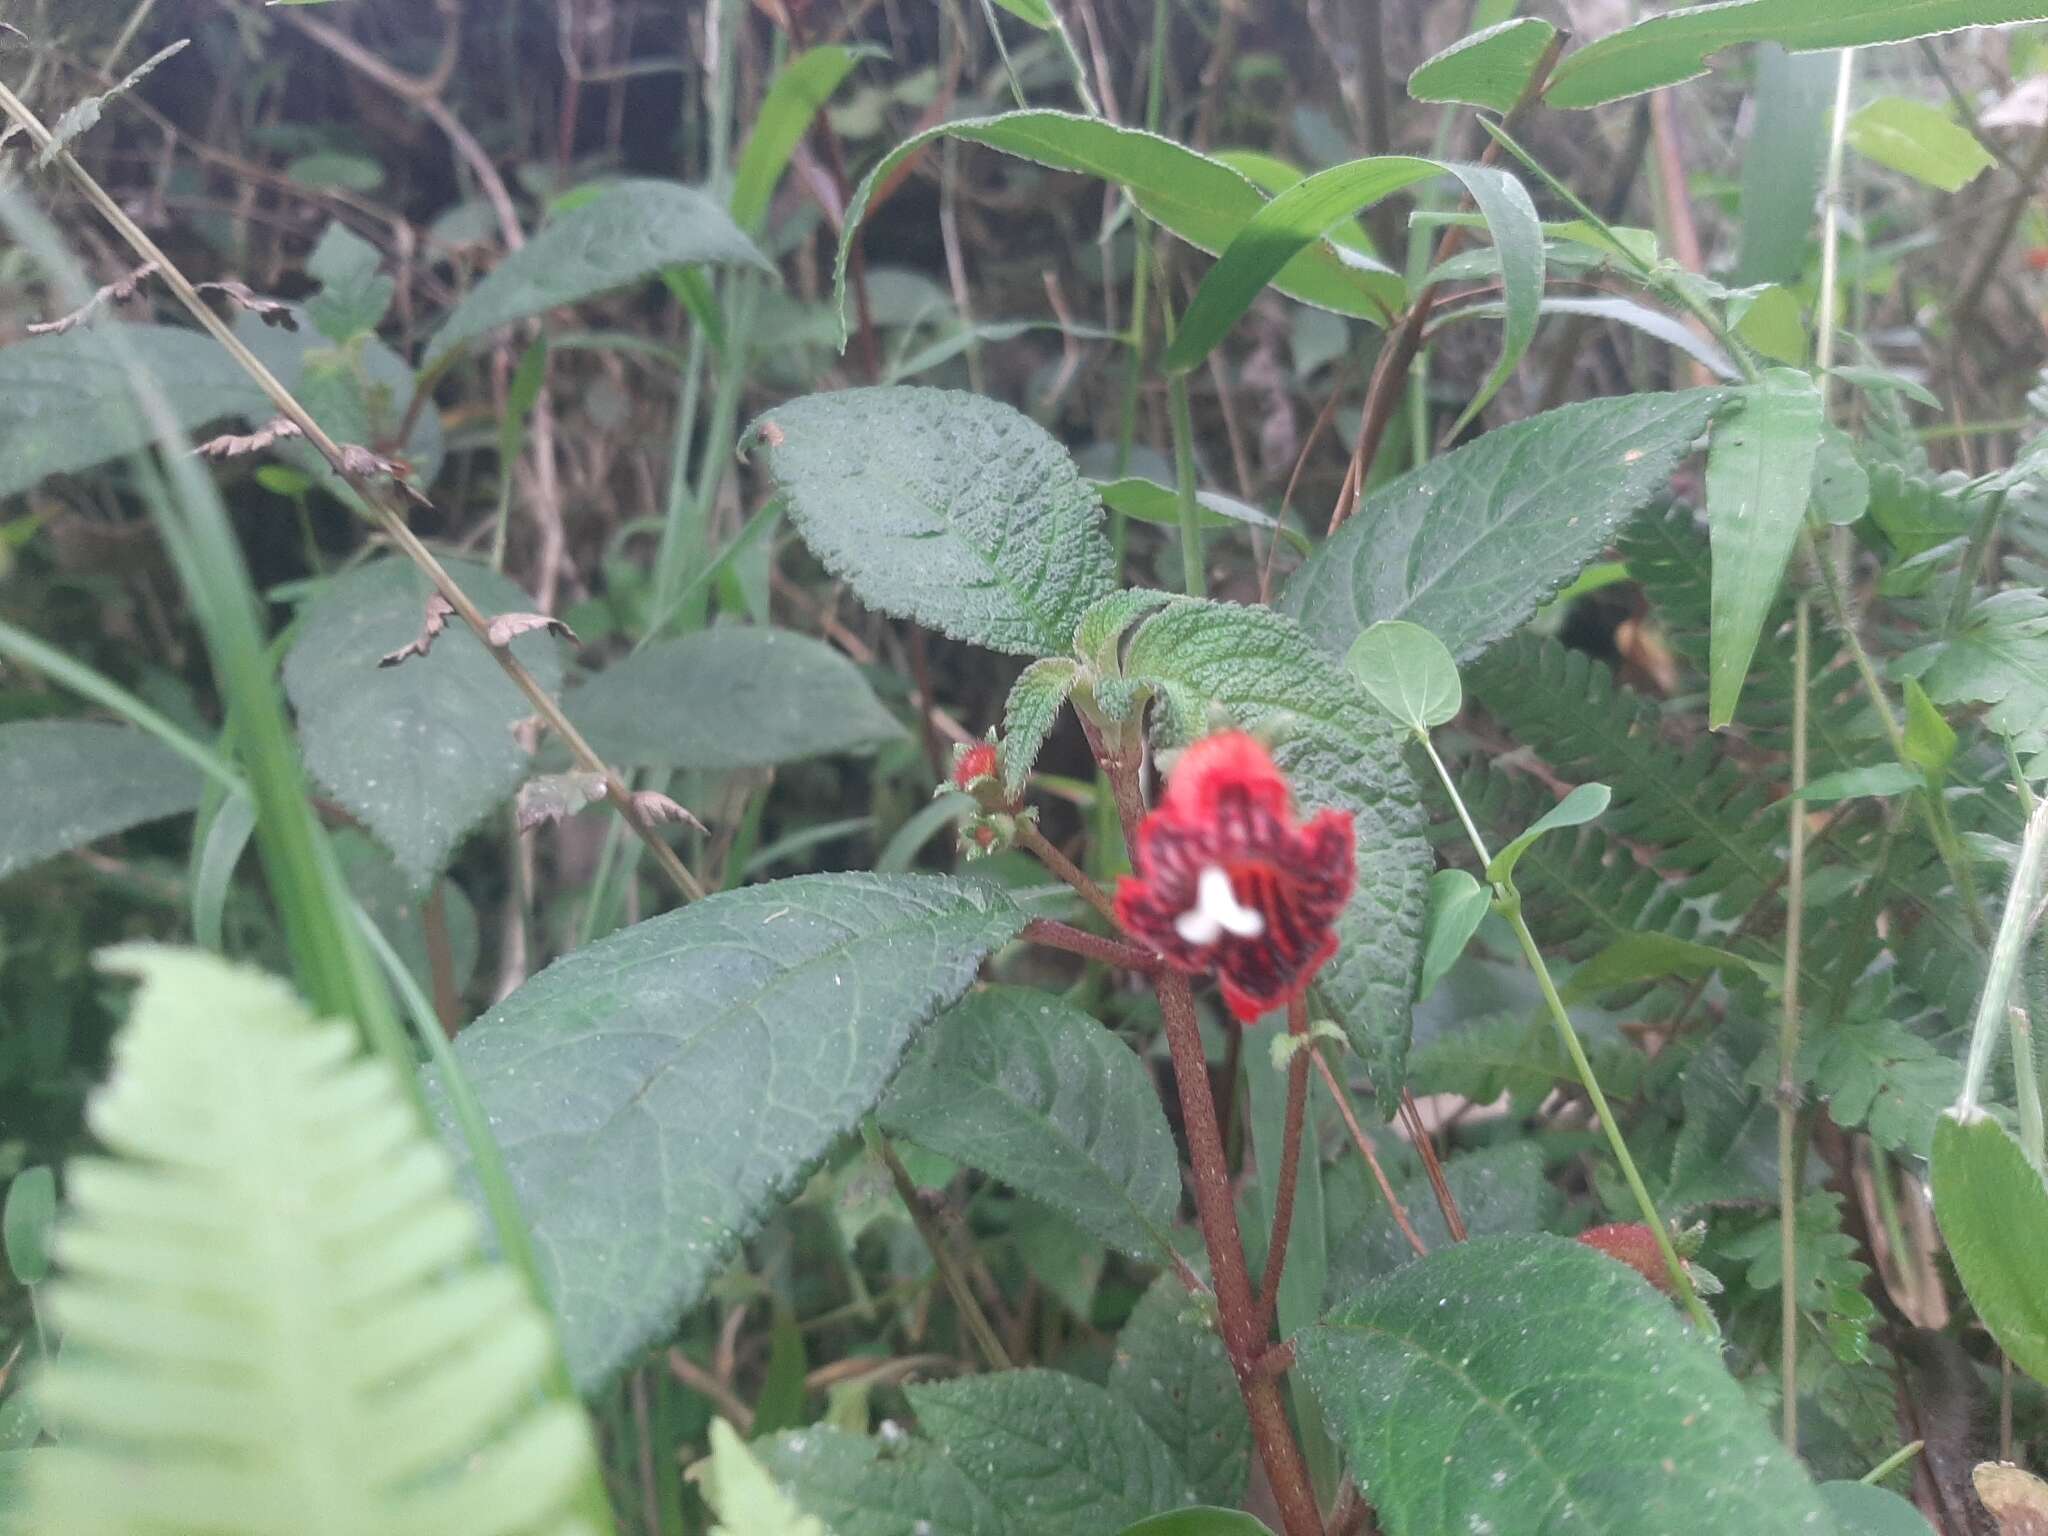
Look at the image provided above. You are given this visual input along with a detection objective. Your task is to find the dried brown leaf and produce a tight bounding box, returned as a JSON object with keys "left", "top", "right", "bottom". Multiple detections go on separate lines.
{"left": 630, "top": 791, "right": 707, "bottom": 834}
{"left": 26, "top": 260, "right": 159, "bottom": 336}
{"left": 332, "top": 443, "right": 429, "bottom": 503}
{"left": 485, "top": 612, "right": 578, "bottom": 649}
{"left": 196, "top": 279, "right": 299, "bottom": 331}
{"left": 516, "top": 770, "right": 609, "bottom": 833}
{"left": 194, "top": 417, "right": 304, "bottom": 460}
{"left": 377, "top": 593, "right": 455, "bottom": 668}
{"left": 1978, "top": 1463, "right": 2048, "bottom": 1536}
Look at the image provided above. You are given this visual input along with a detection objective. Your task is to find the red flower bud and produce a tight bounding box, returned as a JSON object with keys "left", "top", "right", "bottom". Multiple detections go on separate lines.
{"left": 1114, "top": 731, "right": 1355, "bottom": 1023}
{"left": 951, "top": 741, "right": 999, "bottom": 791}
{"left": 1577, "top": 1223, "right": 1678, "bottom": 1294}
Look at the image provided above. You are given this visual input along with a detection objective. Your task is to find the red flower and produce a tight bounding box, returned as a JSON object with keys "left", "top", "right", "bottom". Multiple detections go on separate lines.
{"left": 1577, "top": 1223, "right": 1676, "bottom": 1295}
{"left": 951, "top": 740, "right": 999, "bottom": 791}
{"left": 1115, "top": 731, "right": 1355, "bottom": 1023}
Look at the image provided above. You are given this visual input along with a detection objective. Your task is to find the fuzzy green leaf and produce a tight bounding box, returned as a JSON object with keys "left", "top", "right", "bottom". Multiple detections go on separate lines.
{"left": 0, "top": 721, "right": 204, "bottom": 883}
{"left": 445, "top": 873, "right": 1026, "bottom": 1387}
{"left": 880, "top": 987, "right": 1180, "bottom": 1259}
{"left": 1408, "top": 18, "right": 1560, "bottom": 112}
{"left": 1326, "top": 1142, "right": 1563, "bottom": 1296}
{"left": 283, "top": 558, "right": 567, "bottom": 888}
{"left": 1847, "top": 96, "right": 1995, "bottom": 193}
{"left": 30, "top": 946, "right": 598, "bottom": 1536}
{"left": 907, "top": 1371, "right": 1198, "bottom": 1532}
{"left": 748, "top": 387, "right": 1119, "bottom": 657}
{"left": 1706, "top": 369, "right": 1824, "bottom": 728}
{"left": 1546, "top": 0, "right": 2048, "bottom": 110}
{"left": 1346, "top": 620, "right": 1462, "bottom": 732}
{"left": 427, "top": 180, "right": 770, "bottom": 363}
{"left": 1932, "top": 1112, "right": 2048, "bottom": 1388}
{"left": 568, "top": 627, "right": 905, "bottom": 771}
{"left": 1119, "top": 600, "right": 1431, "bottom": 1110}
{"left": 756, "top": 1425, "right": 1002, "bottom": 1536}
{"left": 1001, "top": 657, "right": 1083, "bottom": 798}
{"left": 1299, "top": 1235, "right": 1832, "bottom": 1534}
{"left": 1108, "top": 1276, "right": 1251, "bottom": 1510}
{"left": 833, "top": 112, "right": 1404, "bottom": 348}
{"left": 1285, "top": 390, "right": 1727, "bottom": 664}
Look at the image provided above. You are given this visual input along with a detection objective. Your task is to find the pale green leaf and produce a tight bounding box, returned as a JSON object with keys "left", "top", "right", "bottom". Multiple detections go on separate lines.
{"left": 1345, "top": 619, "right": 1462, "bottom": 732}
{"left": 1000, "top": 657, "right": 1083, "bottom": 798}
{"left": 1300, "top": 1235, "right": 1833, "bottom": 1533}
{"left": 1487, "top": 781, "right": 1612, "bottom": 884}
{"left": 1733, "top": 46, "right": 1839, "bottom": 287}
{"left": 1560, "top": 931, "right": 1766, "bottom": 1004}
{"left": 36, "top": 42, "right": 187, "bottom": 168}
{"left": 1211, "top": 150, "right": 1377, "bottom": 255}
{"left": 1408, "top": 18, "right": 1560, "bottom": 112}
{"left": 1807, "top": 1019, "right": 1960, "bottom": 1158}
{"left": 443, "top": 873, "right": 1025, "bottom": 1387}
{"left": 1117, "top": 1513, "right": 1275, "bottom": 1536}
{"left": 906, "top": 1371, "right": 1198, "bottom": 1532}
{"left": 1108, "top": 1275, "right": 1250, "bottom": 1510}
{"left": 1847, "top": 95, "right": 1996, "bottom": 192}
{"left": 1444, "top": 294, "right": 1739, "bottom": 379}
{"left": 748, "top": 387, "right": 1118, "bottom": 656}
{"left": 282, "top": 558, "right": 566, "bottom": 888}
{"left": 1901, "top": 676, "right": 1959, "bottom": 774}
{"left": 834, "top": 111, "right": 1405, "bottom": 348}
{"left": 1547, "top": 0, "right": 2048, "bottom": 110}
{"left": 1167, "top": 158, "right": 1541, "bottom": 435}
{"left": 697, "top": 1420, "right": 825, "bottom": 1536}
{"left": 1817, "top": 1482, "right": 1936, "bottom": 1536}
{"left": 304, "top": 221, "right": 394, "bottom": 342}
{"left": 1417, "top": 869, "right": 1491, "bottom": 1003}
{"left": 990, "top": 0, "right": 1056, "bottom": 24}
{"left": 1791, "top": 763, "right": 1925, "bottom": 804}
{"left": 0, "top": 721, "right": 203, "bottom": 883}
{"left": 879, "top": 986, "right": 1181, "bottom": 1259}
{"left": 1094, "top": 476, "right": 1308, "bottom": 553}
{"left": 427, "top": 180, "right": 770, "bottom": 363}
{"left": 1285, "top": 390, "right": 1727, "bottom": 664}
{"left": 757, "top": 1425, "right": 1002, "bottom": 1536}
{"left": 568, "top": 627, "right": 904, "bottom": 772}
{"left": 1932, "top": 1112, "right": 2048, "bottom": 1388}
{"left": 1119, "top": 601, "right": 1431, "bottom": 1110}
{"left": 1810, "top": 422, "right": 1869, "bottom": 525}
{"left": 1896, "top": 589, "right": 2048, "bottom": 758}
{"left": 732, "top": 46, "right": 876, "bottom": 233}
{"left": 2, "top": 1168, "right": 55, "bottom": 1287}
{"left": 1730, "top": 283, "right": 1811, "bottom": 367}
{"left": 1706, "top": 368, "right": 1824, "bottom": 728}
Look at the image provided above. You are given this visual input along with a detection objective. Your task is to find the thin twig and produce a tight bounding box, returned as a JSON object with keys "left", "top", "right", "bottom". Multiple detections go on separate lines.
{"left": 1312, "top": 1049, "right": 1427, "bottom": 1259}
{"left": 868, "top": 1128, "right": 1013, "bottom": 1372}
{"left": 1255, "top": 1000, "right": 1313, "bottom": 1335}
{"left": 1020, "top": 917, "right": 1161, "bottom": 974}
{"left": 1400, "top": 1088, "right": 1468, "bottom": 1243}
{"left": 666, "top": 1347, "right": 755, "bottom": 1433}
{"left": 1778, "top": 596, "right": 1813, "bottom": 1450}
{"left": 1016, "top": 820, "right": 1119, "bottom": 924}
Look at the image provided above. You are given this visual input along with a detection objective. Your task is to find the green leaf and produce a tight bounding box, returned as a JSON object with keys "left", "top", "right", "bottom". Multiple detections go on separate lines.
{"left": 748, "top": 386, "right": 1118, "bottom": 657}
{"left": 1897, "top": 590, "right": 2048, "bottom": 760}
{"left": 0, "top": 721, "right": 204, "bottom": 883}
{"left": 1108, "top": 1275, "right": 1251, "bottom": 1510}
{"left": 1560, "top": 931, "right": 1766, "bottom": 1003}
{"left": 1730, "top": 283, "right": 1811, "bottom": 368}
{"left": 879, "top": 986, "right": 1181, "bottom": 1259}
{"left": 1345, "top": 619, "right": 1462, "bottom": 733}
{"left": 1901, "top": 676, "right": 1958, "bottom": 775}
{"left": 2, "top": 1168, "right": 55, "bottom": 1287}
{"left": 444, "top": 872, "right": 1024, "bottom": 1387}
{"left": 427, "top": 180, "right": 770, "bottom": 364}
{"left": 1417, "top": 869, "right": 1491, "bottom": 1003}
{"left": 304, "top": 220, "right": 394, "bottom": 342}
{"left": 1075, "top": 589, "right": 1184, "bottom": 672}
{"left": 990, "top": 0, "right": 1056, "bottom": 24}
{"left": 1408, "top": 18, "right": 1561, "bottom": 112}
{"left": 1817, "top": 1482, "right": 1936, "bottom": 1536}
{"left": 1327, "top": 1142, "right": 1563, "bottom": 1294}
{"left": 36, "top": 40, "right": 187, "bottom": 168}
{"left": 1932, "top": 1112, "right": 2048, "bottom": 1388}
{"left": 1213, "top": 150, "right": 1377, "bottom": 256}
{"left": 1810, "top": 422, "right": 1869, "bottom": 524}
{"left": 907, "top": 1371, "right": 1198, "bottom": 1532}
{"left": 1706, "top": 368, "right": 1824, "bottom": 729}
{"left": 1116, "top": 1513, "right": 1275, "bottom": 1536}
{"left": 1119, "top": 601, "right": 1431, "bottom": 1111}
{"left": 1847, "top": 95, "right": 1996, "bottom": 192}
{"left": 1300, "top": 1234, "right": 1832, "bottom": 1534}
{"left": 1733, "top": 46, "right": 1839, "bottom": 287}
{"left": 0, "top": 327, "right": 273, "bottom": 499}
{"left": 30, "top": 946, "right": 599, "bottom": 1536}
{"left": 282, "top": 558, "right": 566, "bottom": 888}
{"left": 697, "top": 1419, "right": 825, "bottom": 1536}
{"left": 568, "top": 627, "right": 904, "bottom": 772}
{"left": 834, "top": 111, "right": 1404, "bottom": 348}
{"left": 757, "top": 1425, "right": 1002, "bottom": 1536}
{"left": 1168, "top": 158, "right": 1540, "bottom": 436}
{"left": 1807, "top": 1019, "right": 1960, "bottom": 1159}
{"left": 1546, "top": 1, "right": 2048, "bottom": 110}
{"left": 1000, "top": 657, "right": 1083, "bottom": 798}
{"left": 1722, "top": 1190, "right": 1878, "bottom": 1362}
{"left": 1285, "top": 389, "right": 1727, "bottom": 664}
{"left": 1443, "top": 294, "right": 1739, "bottom": 379}
{"left": 1791, "top": 763, "right": 1925, "bottom": 804}
{"left": 732, "top": 46, "right": 875, "bottom": 234}
{"left": 1486, "top": 781, "right": 1612, "bottom": 884}
{"left": 1094, "top": 476, "right": 1308, "bottom": 553}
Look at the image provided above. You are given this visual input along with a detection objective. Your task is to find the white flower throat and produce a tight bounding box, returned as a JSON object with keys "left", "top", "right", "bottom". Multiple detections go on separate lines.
{"left": 1175, "top": 866, "right": 1266, "bottom": 946}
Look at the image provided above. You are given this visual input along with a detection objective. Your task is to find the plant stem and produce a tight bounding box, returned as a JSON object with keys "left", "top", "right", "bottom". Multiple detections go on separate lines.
{"left": 1399, "top": 1089, "right": 1467, "bottom": 1242}
{"left": 1777, "top": 595, "right": 1812, "bottom": 1451}
{"left": 1256, "top": 1001, "right": 1313, "bottom": 1335}
{"left": 1015, "top": 820, "right": 1119, "bottom": 924}
{"left": 0, "top": 77, "right": 709, "bottom": 910}
{"left": 1859, "top": 1440, "right": 1925, "bottom": 1487}
{"left": 1310, "top": 1049, "right": 1428, "bottom": 1258}
{"left": 1957, "top": 802, "right": 2048, "bottom": 1117}
{"left": 1161, "top": 291, "right": 1209, "bottom": 597}
{"left": 1020, "top": 917, "right": 1161, "bottom": 974}
{"left": 865, "top": 1125, "right": 1013, "bottom": 1372}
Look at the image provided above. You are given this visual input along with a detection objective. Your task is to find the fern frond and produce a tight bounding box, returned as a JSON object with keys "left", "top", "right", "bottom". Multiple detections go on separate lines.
{"left": 1467, "top": 634, "right": 1779, "bottom": 916}
{"left": 31, "top": 946, "right": 598, "bottom": 1536}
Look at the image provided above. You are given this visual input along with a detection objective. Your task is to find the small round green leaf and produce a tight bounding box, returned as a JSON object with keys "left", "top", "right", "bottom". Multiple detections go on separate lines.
{"left": 2, "top": 1167, "right": 55, "bottom": 1286}
{"left": 1486, "top": 781, "right": 1612, "bottom": 885}
{"left": 1116, "top": 1512, "right": 1276, "bottom": 1536}
{"left": 1932, "top": 1111, "right": 2048, "bottom": 1388}
{"left": 1417, "top": 868, "right": 1491, "bottom": 1003}
{"left": 1346, "top": 620, "right": 1462, "bottom": 732}
{"left": 1817, "top": 1481, "right": 1935, "bottom": 1536}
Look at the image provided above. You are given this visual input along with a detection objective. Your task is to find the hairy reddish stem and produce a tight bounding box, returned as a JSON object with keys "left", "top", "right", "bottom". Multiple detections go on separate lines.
{"left": 1015, "top": 820, "right": 1119, "bottom": 925}
{"left": 1020, "top": 917, "right": 1160, "bottom": 974}
{"left": 1312, "top": 1050, "right": 1427, "bottom": 1261}
{"left": 1400, "top": 1089, "right": 1468, "bottom": 1243}
{"left": 1256, "top": 999, "right": 1313, "bottom": 1335}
